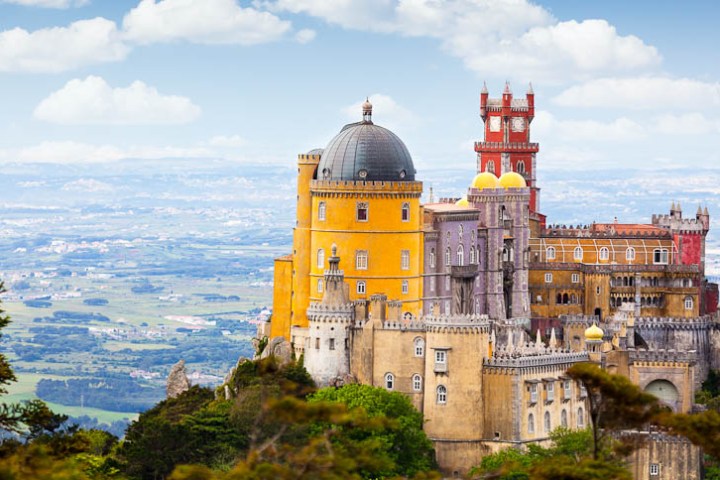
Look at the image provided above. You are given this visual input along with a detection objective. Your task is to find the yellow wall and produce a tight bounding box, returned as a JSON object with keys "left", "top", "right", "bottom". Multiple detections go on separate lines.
{"left": 270, "top": 256, "right": 293, "bottom": 339}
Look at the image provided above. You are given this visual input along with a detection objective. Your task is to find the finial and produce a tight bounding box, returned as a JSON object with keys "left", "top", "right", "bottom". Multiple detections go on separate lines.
{"left": 429, "top": 186, "right": 435, "bottom": 203}
{"left": 481, "top": 81, "right": 488, "bottom": 94}
{"left": 504, "top": 81, "right": 511, "bottom": 94}
{"left": 527, "top": 82, "right": 534, "bottom": 94}
{"left": 549, "top": 328, "right": 557, "bottom": 349}
{"left": 698, "top": 205, "right": 703, "bottom": 216}
{"left": 671, "top": 201, "right": 676, "bottom": 211}
{"left": 331, "top": 243, "right": 337, "bottom": 257}
{"left": 535, "top": 329, "right": 542, "bottom": 348}
{"left": 362, "top": 97, "right": 372, "bottom": 123}
{"left": 704, "top": 206, "right": 709, "bottom": 216}
{"left": 507, "top": 330, "right": 514, "bottom": 352}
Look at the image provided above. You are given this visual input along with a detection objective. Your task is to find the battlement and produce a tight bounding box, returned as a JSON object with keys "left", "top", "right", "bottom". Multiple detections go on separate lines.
{"left": 307, "top": 302, "right": 355, "bottom": 322}
{"left": 484, "top": 350, "right": 589, "bottom": 368}
{"left": 635, "top": 315, "right": 714, "bottom": 329}
{"left": 311, "top": 179, "right": 423, "bottom": 195}
{"left": 542, "top": 226, "right": 671, "bottom": 238}
{"left": 297, "top": 153, "right": 322, "bottom": 162}
{"left": 628, "top": 348, "right": 697, "bottom": 364}
{"left": 474, "top": 141, "right": 539, "bottom": 153}
{"left": 382, "top": 320, "right": 426, "bottom": 331}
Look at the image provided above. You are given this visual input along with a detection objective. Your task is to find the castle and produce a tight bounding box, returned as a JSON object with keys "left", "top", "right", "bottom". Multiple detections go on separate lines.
{"left": 264, "top": 86, "right": 719, "bottom": 477}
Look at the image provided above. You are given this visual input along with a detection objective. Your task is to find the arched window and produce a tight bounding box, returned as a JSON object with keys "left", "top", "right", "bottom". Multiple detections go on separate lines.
{"left": 317, "top": 279, "right": 323, "bottom": 293}
{"left": 318, "top": 201, "right": 326, "bottom": 221}
{"left": 599, "top": 247, "right": 609, "bottom": 261}
{"left": 317, "top": 249, "right": 325, "bottom": 269}
{"left": 385, "top": 373, "right": 394, "bottom": 390}
{"left": 436, "top": 385, "right": 447, "bottom": 404}
{"left": 458, "top": 224, "right": 464, "bottom": 237}
{"left": 577, "top": 408, "right": 584, "bottom": 427}
{"left": 517, "top": 161, "right": 526, "bottom": 173}
{"left": 486, "top": 161, "right": 495, "bottom": 173}
{"left": 469, "top": 246, "right": 476, "bottom": 264}
{"left": 561, "top": 409, "right": 568, "bottom": 427}
{"left": 401, "top": 202, "right": 410, "bottom": 222}
{"left": 414, "top": 338, "right": 425, "bottom": 357}
{"left": 685, "top": 296, "right": 694, "bottom": 310}
{"left": 563, "top": 293, "right": 569, "bottom": 304}
{"left": 445, "top": 247, "right": 451, "bottom": 266}
{"left": 574, "top": 247, "right": 583, "bottom": 261}
{"left": 356, "top": 281, "right": 366, "bottom": 295}
{"left": 626, "top": 247, "right": 635, "bottom": 261}
{"left": 544, "top": 411, "right": 551, "bottom": 433}
{"left": 412, "top": 374, "right": 422, "bottom": 392}
{"left": 429, "top": 248, "right": 436, "bottom": 268}
{"left": 556, "top": 293, "right": 562, "bottom": 304}
{"left": 546, "top": 246, "right": 556, "bottom": 260}
{"left": 528, "top": 413, "right": 535, "bottom": 434}
{"left": 457, "top": 244, "right": 464, "bottom": 266}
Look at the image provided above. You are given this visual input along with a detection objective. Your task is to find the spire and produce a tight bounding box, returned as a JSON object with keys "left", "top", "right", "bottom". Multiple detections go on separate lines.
{"left": 698, "top": 205, "right": 704, "bottom": 216}
{"left": 507, "top": 330, "right": 514, "bottom": 352}
{"left": 481, "top": 81, "right": 488, "bottom": 94}
{"left": 549, "top": 328, "right": 557, "bottom": 349}
{"left": 671, "top": 201, "right": 676, "bottom": 212}
{"left": 704, "top": 206, "right": 710, "bottom": 216}
{"left": 362, "top": 97, "right": 373, "bottom": 123}
{"left": 503, "top": 81, "right": 511, "bottom": 94}
{"left": 527, "top": 82, "right": 534, "bottom": 94}
{"left": 535, "top": 328, "right": 542, "bottom": 348}
{"left": 517, "top": 330, "right": 525, "bottom": 350}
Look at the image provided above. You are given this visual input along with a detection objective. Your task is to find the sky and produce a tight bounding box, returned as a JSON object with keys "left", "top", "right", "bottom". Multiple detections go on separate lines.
{"left": 0, "top": 0, "right": 718, "bottom": 175}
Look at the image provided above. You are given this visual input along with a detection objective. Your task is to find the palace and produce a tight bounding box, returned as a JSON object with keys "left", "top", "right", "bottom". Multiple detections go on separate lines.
{"left": 263, "top": 85, "right": 719, "bottom": 477}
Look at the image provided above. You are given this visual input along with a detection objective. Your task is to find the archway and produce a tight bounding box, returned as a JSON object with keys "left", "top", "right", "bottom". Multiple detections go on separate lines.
{"left": 644, "top": 380, "right": 680, "bottom": 412}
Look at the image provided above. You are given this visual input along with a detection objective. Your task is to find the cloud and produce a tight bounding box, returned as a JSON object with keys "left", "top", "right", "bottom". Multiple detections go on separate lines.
{"left": 0, "top": 0, "right": 88, "bottom": 7}
{"left": 34, "top": 76, "right": 201, "bottom": 125}
{"left": 532, "top": 110, "right": 645, "bottom": 142}
{"left": 553, "top": 77, "right": 720, "bottom": 109}
{"left": 0, "top": 17, "right": 128, "bottom": 73}
{"left": 295, "top": 28, "right": 316, "bottom": 44}
{"left": 652, "top": 113, "right": 720, "bottom": 135}
{"left": 62, "top": 178, "right": 115, "bottom": 193}
{"left": 343, "top": 94, "right": 416, "bottom": 129}
{"left": 0, "top": 141, "right": 213, "bottom": 164}
{"left": 122, "top": 0, "right": 291, "bottom": 45}
{"left": 208, "top": 134, "right": 247, "bottom": 148}
{"left": 267, "top": 0, "right": 660, "bottom": 82}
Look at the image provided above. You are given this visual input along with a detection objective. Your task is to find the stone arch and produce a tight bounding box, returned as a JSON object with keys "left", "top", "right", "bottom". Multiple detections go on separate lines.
{"left": 644, "top": 379, "right": 680, "bottom": 412}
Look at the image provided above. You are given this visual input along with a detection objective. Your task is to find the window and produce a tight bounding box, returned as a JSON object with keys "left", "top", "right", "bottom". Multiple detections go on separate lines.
{"left": 577, "top": 407, "right": 584, "bottom": 427}
{"left": 357, "top": 281, "right": 366, "bottom": 295}
{"left": 571, "top": 273, "right": 580, "bottom": 283}
{"left": 599, "top": 247, "right": 609, "bottom": 261}
{"left": 414, "top": 338, "right": 425, "bottom": 357}
{"left": 429, "top": 248, "right": 436, "bottom": 268}
{"left": 517, "top": 161, "right": 526, "bottom": 173}
{"left": 561, "top": 409, "right": 568, "bottom": 427}
{"left": 653, "top": 248, "right": 669, "bottom": 264}
{"left": 546, "top": 246, "right": 556, "bottom": 260}
{"left": 329, "top": 338, "right": 335, "bottom": 350}
{"left": 470, "top": 246, "right": 475, "bottom": 264}
{"left": 545, "top": 273, "right": 553, "bottom": 283}
{"left": 563, "top": 380, "right": 572, "bottom": 400}
{"left": 318, "top": 201, "right": 326, "bottom": 221}
{"left": 412, "top": 374, "right": 422, "bottom": 392}
{"left": 317, "top": 279, "right": 323, "bottom": 293}
{"left": 401, "top": 202, "right": 410, "bottom": 222}
{"left": 626, "top": 247, "right": 635, "bottom": 261}
{"left": 546, "top": 382, "right": 554, "bottom": 402}
{"left": 356, "top": 202, "right": 368, "bottom": 221}
{"left": 528, "top": 413, "right": 535, "bottom": 434}
{"left": 430, "top": 276, "right": 436, "bottom": 292}
{"left": 579, "top": 384, "right": 587, "bottom": 398}
{"left": 444, "top": 300, "right": 450, "bottom": 314}
{"left": 445, "top": 247, "right": 451, "bottom": 266}
{"left": 402, "top": 280, "right": 409, "bottom": 294}
{"left": 356, "top": 250, "right": 368, "bottom": 270}
{"left": 457, "top": 244, "right": 464, "bottom": 266}
{"left": 385, "top": 373, "right": 394, "bottom": 390}
{"left": 487, "top": 161, "right": 495, "bottom": 173}
{"left": 317, "top": 249, "right": 325, "bottom": 269}
{"left": 315, "top": 337, "right": 320, "bottom": 349}
{"left": 529, "top": 384, "right": 538, "bottom": 403}
{"left": 574, "top": 246, "right": 583, "bottom": 261}
{"left": 650, "top": 464, "right": 659, "bottom": 476}
{"left": 401, "top": 250, "right": 410, "bottom": 270}
{"left": 436, "top": 385, "right": 447, "bottom": 404}
{"left": 445, "top": 276, "right": 450, "bottom": 290}
{"left": 544, "top": 411, "right": 551, "bottom": 433}
{"left": 685, "top": 296, "right": 694, "bottom": 310}
{"left": 435, "top": 350, "right": 447, "bottom": 373}
{"left": 458, "top": 224, "right": 464, "bottom": 236}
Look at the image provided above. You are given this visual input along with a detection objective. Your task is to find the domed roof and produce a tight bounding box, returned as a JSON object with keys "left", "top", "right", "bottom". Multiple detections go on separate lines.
{"left": 499, "top": 171, "right": 527, "bottom": 189}
{"left": 584, "top": 323, "right": 604, "bottom": 342}
{"left": 471, "top": 172, "right": 500, "bottom": 190}
{"left": 455, "top": 196, "right": 469, "bottom": 207}
{"left": 316, "top": 100, "right": 415, "bottom": 182}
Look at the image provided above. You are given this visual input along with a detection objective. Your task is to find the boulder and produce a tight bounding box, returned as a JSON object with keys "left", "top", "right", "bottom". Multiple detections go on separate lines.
{"left": 166, "top": 359, "right": 190, "bottom": 399}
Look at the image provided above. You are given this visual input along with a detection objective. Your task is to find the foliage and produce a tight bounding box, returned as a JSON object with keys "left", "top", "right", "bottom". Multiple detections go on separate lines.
{"left": 566, "top": 362, "right": 663, "bottom": 459}
{"left": 309, "top": 384, "right": 436, "bottom": 477}
{"left": 656, "top": 409, "right": 720, "bottom": 458}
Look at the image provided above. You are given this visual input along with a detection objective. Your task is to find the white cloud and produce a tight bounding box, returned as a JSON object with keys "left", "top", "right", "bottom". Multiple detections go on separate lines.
{"left": 34, "top": 76, "right": 201, "bottom": 125}
{"left": 268, "top": 0, "right": 660, "bottom": 82}
{"left": 0, "top": 17, "right": 128, "bottom": 73}
{"left": 652, "top": 113, "right": 720, "bottom": 135}
{"left": 533, "top": 110, "right": 645, "bottom": 142}
{"left": 122, "top": 0, "right": 291, "bottom": 45}
{"left": 62, "top": 178, "right": 115, "bottom": 193}
{"left": 343, "top": 94, "right": 415, "bottom": 129}
{"left": 0, "top": 141, "right": 213, "bottom": 164}
{"left": 553, "top": 77, "right": 720, "bottom": 109}
{"left": 0, "top": 0, "right": 88, "bottom": 7}
{"left": 295, "top": 28, "right": 316, "bottom": 44}
{"left": 208, "top": 134, "right": 247, "bottom": 147}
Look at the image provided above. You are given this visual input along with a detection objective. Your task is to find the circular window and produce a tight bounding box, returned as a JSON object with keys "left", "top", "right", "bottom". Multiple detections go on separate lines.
{"left": 399, "top": 170, "right": 406, "bottom": 179}
{"left": 358, "top": 169, "right": 368, "bottom": 179}
{"left": 322, "top": 168, "right": 330, "bottom": 179}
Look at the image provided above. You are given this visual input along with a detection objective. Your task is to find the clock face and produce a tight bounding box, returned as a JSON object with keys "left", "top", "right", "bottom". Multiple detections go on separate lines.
{"left": 511, "top": 117, "right": 525, "bottom": 132}
{"left": 489, "top": 116, "right": 502, "bottom": 132}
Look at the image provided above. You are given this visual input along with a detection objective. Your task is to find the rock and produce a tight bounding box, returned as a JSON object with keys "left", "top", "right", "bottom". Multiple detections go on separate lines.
{"left": 259, "top": 336, "right": 293, "bottom": 365}
{"left": 329, "top": 373, "right": 357, "bottom": 387}
{"left": 166, "top": 359, "right": 190, "bottom": 399}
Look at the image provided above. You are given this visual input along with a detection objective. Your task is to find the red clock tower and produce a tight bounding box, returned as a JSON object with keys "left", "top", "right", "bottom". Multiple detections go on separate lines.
{"left": 476, "top": 82, "right": 543, "bottom": 225}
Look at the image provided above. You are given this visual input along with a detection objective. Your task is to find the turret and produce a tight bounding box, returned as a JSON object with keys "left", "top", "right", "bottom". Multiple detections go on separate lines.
{"left": 698, "top": 206, "right": 710, "bottom": 230}
{"left": 671, "top": 201, "right": 682, "bottom": 219}
{"left": 502, "top": 81, "right": 512, "bottom": 119}
{"left": 480, "top": 81, "right": 489, "bottom": 120}
{"left": 526, "top": 83, "right": 534, "bottom": 120}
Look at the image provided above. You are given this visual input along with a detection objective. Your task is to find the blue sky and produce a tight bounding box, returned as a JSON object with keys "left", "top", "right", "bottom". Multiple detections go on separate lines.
{"left": 0, "top": 0, "right": 718, "bottom": 175}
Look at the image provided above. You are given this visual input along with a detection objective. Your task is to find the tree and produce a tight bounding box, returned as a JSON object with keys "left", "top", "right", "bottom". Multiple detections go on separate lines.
{"left": 566, "top": 363, "right": 663, "bottom": 460}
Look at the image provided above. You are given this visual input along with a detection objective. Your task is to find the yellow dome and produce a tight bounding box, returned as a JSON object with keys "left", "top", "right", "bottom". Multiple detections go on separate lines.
{"left": 455, "top": 196, "right": 469, "bottom": 207}
{"left": 471, "top": 172, "right": 500, "bottom": 190}
{"left": 498, "top": 172, "right": 527, "bottom": 189}
{"left": 584, "top": 323, "right": 604, "bottom": 341}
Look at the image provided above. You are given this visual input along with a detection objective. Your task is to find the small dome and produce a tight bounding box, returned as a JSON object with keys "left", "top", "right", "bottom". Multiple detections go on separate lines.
{"left": 471, "top": 172, "right": 500, "bottom": 190}
{"left": 455, "top": 196, "right": 469, "bottom": 207}
{"left": 499, "top": 172, "right": 527, "bottom": 189}
{"left": 584, "top": 323, "right": 604, "bottom": 342}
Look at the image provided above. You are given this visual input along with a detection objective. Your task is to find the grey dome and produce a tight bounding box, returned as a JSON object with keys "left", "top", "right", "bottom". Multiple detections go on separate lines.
{"left": 317, "top": 119, "right": 415, "bottom": 182}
